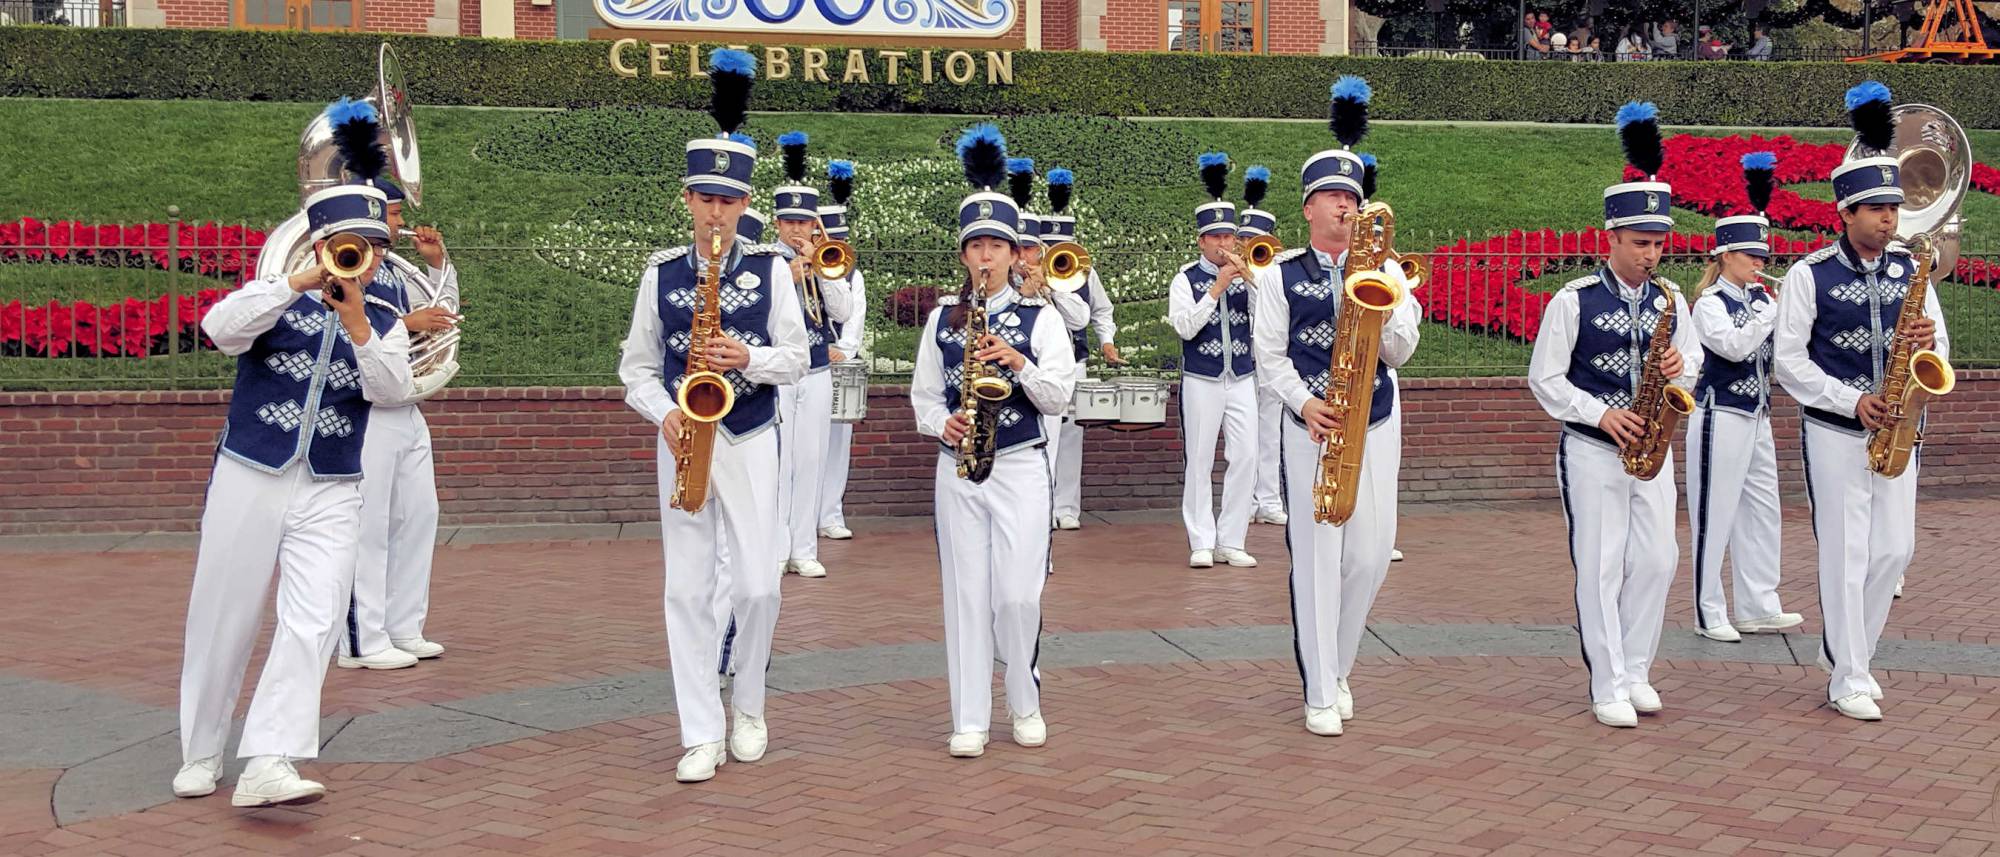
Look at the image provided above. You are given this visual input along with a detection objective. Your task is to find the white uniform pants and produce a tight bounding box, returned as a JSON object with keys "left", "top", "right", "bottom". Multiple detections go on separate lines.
{"left": 1180, "top": 373, "right": 1258, "bottom": 552}
{"left": 778, "top": 370, "right": 834, "bottom": 563}
{"left": 1254, "top": 385, "right": 1284, "bottom": 515}
{"left": 1281, "top": 407, "right": 1399, "bottom": 708}
{"left": 658, "top": 429, "right": 783, "bottom": 747}
{"left": 179, "top": 456, "right": 360, "bottom": 762}
{"left": 935, "top": 449, "right": 1052, "bottom": 734}
{"left": 344, "top": 404, "right": 439, "bottom": 658}
{"left": 819, "top": 422, "right": 853, "bottom": 529}
{"left": 1801, "top": 421, "right": 1916, "bottom": 701}
{"left": 1556, "top": 433, "right": 1677, "bottom": 705}
{"left": 1685, "top": 407, "right": 1785, "bottom": 630}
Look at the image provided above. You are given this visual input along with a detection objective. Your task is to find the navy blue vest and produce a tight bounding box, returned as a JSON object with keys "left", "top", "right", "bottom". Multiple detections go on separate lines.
{"left": 1558, "top": 269, "right": 1680, "bottom": 446}
{"left": 935, "top": 292, "right": 1049, "bottom": 456}
{"left": 219, "top": 278, "right": 403, "bottom": 480}
{"left": 1275, "top": 248, "right": 1394, "bottom": 428}
{"left": 1800, "top": 239, "right": 1915, "bottom": 433}
{"left": 655, "top": 242, "right": 782, "bottom": 440}
{"left": 1179, "top": 260, "right": 1255, "bottom": 379}
{"left": 1693, "top": 283, "right": 1774, "bottom": 417}
{"left": 1070, "top": 272, "right": 1100, "bottom": 362}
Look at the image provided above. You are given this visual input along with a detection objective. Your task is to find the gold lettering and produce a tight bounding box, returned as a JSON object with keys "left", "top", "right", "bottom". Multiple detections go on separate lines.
{"left": 842, "top": 49, "right": 870, "bottom": 84}
{"left": 765, "top": 47, "right": 792, "bottom": 80}
{"left": 609, "top": 38, "right": 641, "bottom": 79}
{"left": 944, "top": 50, "right": 975, "bottom": 85}
{"left": 649, "top": 42, "right": 673, "bottom": 78}
{"left": 879, "top": 50, "right": 907, "bottom": 85}
{"left": 803, "top": 47, "right": 830, "bottom": 83}
{"left": 985, "top": 51, "right": 1013, "bottom": 84}
{"left": 688, "top": 43, "right": 708, "bottom": 79}
{"left": 922, "top": 49, "right": 934, "bottom": 83}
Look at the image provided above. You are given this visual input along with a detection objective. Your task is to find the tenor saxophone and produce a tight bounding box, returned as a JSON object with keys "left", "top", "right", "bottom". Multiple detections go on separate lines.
{"left": 670, "top": 227, "right": 737, "bottom": 512}
{"left": 1867, "top": 234, "right": 1955, "bottom": 478}
{"left": 1312, "top": 203, "right": 1420, "bottom": 526}
{"left": 1620, "top": 288, "right": 1695, "bottom": 481}
{"left": 955, "top": 266, "right": 1013, "bottom": 483}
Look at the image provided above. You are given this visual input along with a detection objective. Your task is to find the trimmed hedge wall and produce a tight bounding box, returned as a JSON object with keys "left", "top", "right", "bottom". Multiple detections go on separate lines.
{"left": 3, "top": 26, "right": 1999, "bottom": 127}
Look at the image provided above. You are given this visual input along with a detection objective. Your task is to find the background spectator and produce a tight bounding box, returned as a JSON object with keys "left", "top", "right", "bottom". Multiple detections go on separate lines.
{"left": 1616, "top": 26, "right": 1650, "bottom": 61}
{"left": 1648, "top": 19, "right": 1680, "bottom": 59}
{"left": 1746, "top": 26, "right": 1772, "bottom": 60}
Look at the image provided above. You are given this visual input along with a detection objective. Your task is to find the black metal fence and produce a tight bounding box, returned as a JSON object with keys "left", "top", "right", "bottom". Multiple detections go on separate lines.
{"left": 0, "top": 0, "right": 125, "bottom": 26}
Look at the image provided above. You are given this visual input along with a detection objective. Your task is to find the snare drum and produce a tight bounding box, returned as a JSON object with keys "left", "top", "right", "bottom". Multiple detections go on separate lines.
{"left": 829, "top": 361, "right": 869, "bottom": 423}
{"left": 1071, "top": 377, "right": 1120, "bottom": 427}
{"left": 1106, "top": 377, "right": 1169, "bottom": 432}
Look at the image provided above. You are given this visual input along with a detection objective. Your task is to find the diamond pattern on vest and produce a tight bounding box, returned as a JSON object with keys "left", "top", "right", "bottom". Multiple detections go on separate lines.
{"left": 256, "top": 400, "right": 305, "bottom": 431}
{"left": 265, "top": 350, "right": 316, "bottom": 381}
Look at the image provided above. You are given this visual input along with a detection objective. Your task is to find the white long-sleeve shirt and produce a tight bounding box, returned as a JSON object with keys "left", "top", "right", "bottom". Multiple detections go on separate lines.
{"left": 911, "top": 287, "right": 1078, "bottom": 440}
{"left": 1528, "top": 270, "right": 1701, "bottom": 427}
{"left": 1691, "top": 279, "right": 1775, "bottom": 363}
{"left": 1250, "top": 247, "right": 1422, "bottom": 417}
{"left": 368, "top": 254, "right": 461, "bottom": 408}
{"left": 203, "top": 275, "right": 413, "bottom": 406}
{"left": 618, "top": 244, "right": 811, "bottom": 430}
{"left": 1048, "top": 268, "right": 1117, "bottom": 347}
{"left": 1773, "top": 246, "right": 1949, "bottom": 417}
{"left": 776, "top": 240, "right": 857, "bottom": 327}
{"left": 831, "top": 268, "right": 866, "bottom": 356}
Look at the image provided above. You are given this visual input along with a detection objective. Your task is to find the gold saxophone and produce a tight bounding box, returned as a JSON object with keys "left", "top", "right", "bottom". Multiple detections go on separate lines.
{"left": 1867, "top": 234, "right": 1955, "bottom": 477}
{"left": 1313, "top": 203, "right": 1422, "bottom": 526}
{"left": 1620, "top": 286, "right": 1695, "bottom": 480}
{"left": 955, "top": 266, "right": 1013, "bottom": 483}
{"left": 670, "top": 227, "right": 738, "bottom": 513}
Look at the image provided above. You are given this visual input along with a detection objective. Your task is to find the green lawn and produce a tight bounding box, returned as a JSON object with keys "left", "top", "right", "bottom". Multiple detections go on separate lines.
{"left": 2, "top": 98, "right": 1995, "bottom": 390}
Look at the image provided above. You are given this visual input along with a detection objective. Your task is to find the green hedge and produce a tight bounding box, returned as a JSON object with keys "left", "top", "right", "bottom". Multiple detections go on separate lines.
{"left": 4, "top": 26, "right": 1999, "bottom": 126}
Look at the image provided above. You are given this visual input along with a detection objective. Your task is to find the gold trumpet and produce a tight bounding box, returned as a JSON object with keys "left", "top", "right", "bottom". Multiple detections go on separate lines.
{"left": 1042, "top": 241, "right": 1092, "bottom": 292}
{"left": 1222, "top": 234, "right": 1283, "bottom": 279}
{"left": 316, "top": 231, "right": 376, "bottom": 299}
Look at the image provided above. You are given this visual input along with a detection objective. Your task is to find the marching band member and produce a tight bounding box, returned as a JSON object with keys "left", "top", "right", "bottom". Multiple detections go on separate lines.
{"left": 1528, "top": 102, "right": 1700, "bottom": 728}
{"left": 1043, "top": 168, "right": 1120, "bottom": 530}
{"left": 1170, "top": 153, "right": 1258, "bottom": 569}
{"left": 1006, "top": 157, "right": 1086, "bottom": 469}
{"left": 1252, "top": 77, "right": 1420, "bottom": 736}
{"left": 912, "top": 125, "right": 1076, "bottom": 757}
{"left": 174, "top": 98, "right": 413, "bottom": 806}
{"left": 819, "top": 161, "right": 864, "bottom": 541}
{"left": 773, "top": 132, "right": 856, "bottom": 579}
{"left": 1774, "top": 82, "right": 1946, "bottom": 721}
{"left": 1685, "top": 153, "right": 1801, "bottom": 643}
{"left": 618, "top": 50, "right": 809, "bottom": 782}
{"left": 1239, "top": 165, "right": 1289, "bottom": 527}
{"left": 340, "top": 174, "right": 458, "bottom": 671}
{"left": 1358, "top": 153, "right": 1405, "bottom": 564}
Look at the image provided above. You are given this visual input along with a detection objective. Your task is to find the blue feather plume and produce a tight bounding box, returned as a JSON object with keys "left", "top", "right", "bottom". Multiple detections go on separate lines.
{"left": 955, "top": 123, "right": 1007, "bottom": 190}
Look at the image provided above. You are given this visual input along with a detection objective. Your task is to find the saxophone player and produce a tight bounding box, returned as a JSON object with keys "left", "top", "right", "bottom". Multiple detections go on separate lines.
{"left": 617, "top": 49, "right": 809, "bottom": 782}
{"left": 1250, "top": 77, "right": 1421, "bottom": 737}
{"left": 911, "top": 125, "right": 1076, "bottom": 758}
{"left": 1528, "top": 103, "right": 1700, "bottom": 729}
{"left": 1772, "top": 82, "right": 1946, "bottom": 722}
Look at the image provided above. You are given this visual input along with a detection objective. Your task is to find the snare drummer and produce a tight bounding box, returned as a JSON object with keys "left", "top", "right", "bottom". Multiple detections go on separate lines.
{"left": 1170, "top": 153, "right": 1259, "bottom": 569}
{"left": 818, "top": 160, "right": 864, "bottom": 541}
{"left": 1042, "top": 168, "right": 1121, "bottom": 530}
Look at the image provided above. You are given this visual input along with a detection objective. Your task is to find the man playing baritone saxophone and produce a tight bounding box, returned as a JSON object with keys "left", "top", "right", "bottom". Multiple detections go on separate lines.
{"left": 617, "top": 50, "right": 809, "bottom": 784}
{"left": 1528, "top": 102, "right": 1700, "bottom": 729}
{"left": 1773, "top": 82, "right": 1948, "bottom": 722}
{"left": 1251, "top": 76, "right": 1420, "bottom": 738}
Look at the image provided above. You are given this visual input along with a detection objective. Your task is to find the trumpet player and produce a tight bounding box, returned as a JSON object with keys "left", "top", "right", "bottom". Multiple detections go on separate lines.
{"left": 173, "top": 157, "right": 413, "bottom": 806}
{"left": 771, "top": 131, "right": 856, "bottom": 580}
{"left": 1004, "top": 157, "right": 1086, "bottom": 468}
{"left": 1042, "top": 168, "right": 1121, "bottom": 531}
{"left": 1250, "top": 78, "right": 1420, "bottom": 737}
{"left": 617, "top": 50, "right": 809, "bottom": 782}
{"left": 1773, "top": 82, "right": 1948, "bottom": 721}
{"left": 1684, "top": 153, "right": 1802, "bottom": 645}
{"left": 911, "top": 125, "right": 1075, "bottom": 758}
{"left": 1528, "top": 103, "right": 1699, "bottom": 729}
{"left": 819, "top": 161, "right": 865, "bottom": 541}
{"left": 1169, "top": 152, "right": 1259, "bottom": 569}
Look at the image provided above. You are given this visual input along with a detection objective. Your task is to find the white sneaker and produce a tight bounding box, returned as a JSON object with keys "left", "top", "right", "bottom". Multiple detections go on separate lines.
{"left": 778, "top": 560, "right": 794, "bottom": 575}
{"left": 391, "top": 638, "right": 445, "bottom": 659}
{"left": 1215, "top": 547, "right": 1258, "bottom": 568}
{"left": 729, "top": 712, "right": 767, "bottom": 762}
{"left": 1894, "top": 577, "right": 1904, "bottom": 598}
{"left": 1390, "top": 549, "right": 1405, "bottom": 562}
{"left": 172, "top": 756, "right": 221, "bottom": 798}
{"left": 1736, "top": 613, "right": 1804, "bottom": 633}
{"left": 1628, "top": 683, "right": 1663, "bottom": 713}
{"left": 1697, "top": 624, "right": 1742, "bottom": 643}
{"left": 1253, "top": 509, "right": 1288, "bottom": 525}
{"left": 337, "top": 647, "right": 418, "bottom": 670}
{"left": 948, "top": 731, "right": 988, "bottom": 757}
{"left": 1012, "top": 712, "right": 1046, "bottom": 747}
{"left": 1304, "top": 705, "right": 1343, "bottom": 736}
{"left": 1593, "top": 701, "right": 1638, "bottom": 728}
{"left": 1832, "top": 692, "right": 1883, "bottom": 721}
{"left": 1335, "top": 678, "right": 1354, "bottom": 721}
{"left": 230, "top": 757, "right": 325, "bottom": 807}
{"left": 1056, "top": 515, "right": 1082, "bottom": 531}
{"left": 792, "top": 559, "right": 827, "bottom": 579}
{"left": 1867, "top": 675, "right": 1884, "bottom": 701}
{"left": 819, "top": 525, "right": 853, "bottom": 540}
{"left": 1188, "top": 549, "right": 1214, "bottom": 568}
{"left": 676, "top": 741, "right": 727, "bottom": 782}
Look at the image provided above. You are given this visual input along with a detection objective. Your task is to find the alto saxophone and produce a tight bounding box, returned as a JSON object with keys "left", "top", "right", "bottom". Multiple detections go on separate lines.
{"left": 1621, "top": 287, "right": 1695, "bottom": 480}
{"left": 1313, "top": 203, "right": 1421, "bottom": 526}
{"left": 1867, "top": 234, "right": 1955, "bottom": 477}
{"left": 955, "top": 266, "right": 1013, "bottom": 484}
{"left": 670, "top": 227, "right": 738, "bottom": 512}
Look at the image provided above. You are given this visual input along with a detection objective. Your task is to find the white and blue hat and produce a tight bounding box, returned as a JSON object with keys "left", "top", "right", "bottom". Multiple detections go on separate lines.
{"left": 1301, "top": 76, "right": 1371, "bottom": 202}
{"left": 683, "top": 49, "right": 757, "bottom": 199}
{"left": 1237, "top": 165, "right": 1274, "bottom": 237}
{"left": 306, "top": 185, "right": 391, "bottom": 243}
{"left": 1833, "top": 81, "right": 1904, "bottom": 209}
{"left": 1006, "top": 158, "right": 1043, "bottom": 247}
{"left": 1715, "top": 152, "right": 1774, "bottom": 258}
{"left": 1043, "top": 168, "right": 1076, "bottom": 242}
{"left": 774, "top": 131, "right": 820, "bottom": 221}
{"left": 737, "top": 207, "right": 769, "bottom": 243}
{"left": 817, "top": 160, "right": 854, "bottom": 239}
{"left": 1604, "top": 101, "right": 1673, "bottom": 233}
{"left": 1196, "top": 152, "right": 1237, "bottom": 236}
{"left": 956, "top": 124, "right": 1017, "bottom": 245}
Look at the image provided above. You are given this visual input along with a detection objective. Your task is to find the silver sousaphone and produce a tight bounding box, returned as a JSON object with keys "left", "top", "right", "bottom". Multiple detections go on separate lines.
{"left": 1843, "top": 103, "right": 1970, "bottom": 281}
{"left": 257, "top": 43, "right": 459, "bottom": 399}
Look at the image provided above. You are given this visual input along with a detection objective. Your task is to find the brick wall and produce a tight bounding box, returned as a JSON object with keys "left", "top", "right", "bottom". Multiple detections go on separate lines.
{"left": 1099, "top": 0, "right": 1161, "bottom": 51}
{"left": 459, "top": 0, "right": 479, "bottom": 35}
{"left": 514, "top": 0, "right": 555, "bottom": 38}
{"left": 158, "top": 0, "right": 228, "bottom": 27}
{"left": 1042, "top": 0, "right": 1079, "bottom": 50}
{"left": 3, "top": 374, "right": 1997, "bottom": 535}
{"left": 1262, "top": 0, "right": 1324, "bottom": 54}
